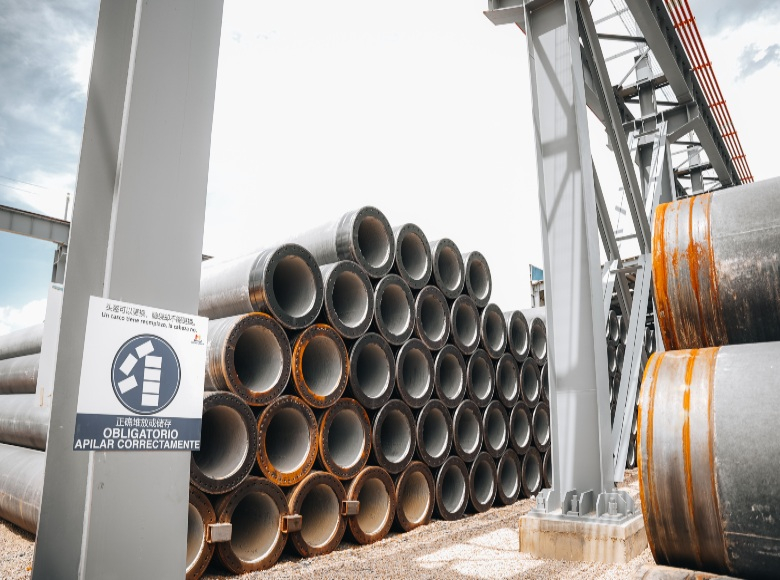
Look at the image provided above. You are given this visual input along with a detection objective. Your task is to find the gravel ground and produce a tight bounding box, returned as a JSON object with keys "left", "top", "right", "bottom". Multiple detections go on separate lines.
{"left": 0, "top": 470, "right": 652, "bottom": 579}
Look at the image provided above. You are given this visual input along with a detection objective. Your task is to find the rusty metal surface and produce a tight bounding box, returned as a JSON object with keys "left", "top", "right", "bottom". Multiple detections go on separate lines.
{"left": 319, "top": 261, "right": 374, "bottom": 340}
{"left": 503, "top": 310, "right": 530, "bottom": 363}
{"left": 433, "top": 344, "right": 466, "bottom": 408}
{"left": 413, "top": 285, "right": 450, "bottom": 351}
{"left": 392, "top": 223, "right": 432, "bottom": 290}
{"left": 449, "top": 294, "right": 480, "bottom": 356}
{"left": 434, "top": 455, "right": 469, "bottom": 521}
{"left": 346, "top": 466, "right": 396, "bottom": 545}
{"left": 415, "top": 399, "right": 452, "bottom": 468}
{"left": 286, "top": 471, "right": 347, "bottom": 558}
{"left": 371, "top": 399, "right": 416, "bottom": 475}
{"left": 346, "top": 333, "right": 395, "bottom": 410}
{"left": 452, "top": 399, "right": 483, "bottom": 463}
{"left": 0, "top": 353, "right": 39, "bottom": 395}
{"left": 482, "top": 401, "right": 509, "bottom": 458}
{"left": 495, "top": 353, "right": 520, "bottom": 408}
{"left": 429, "top": 238, "right": 465, "bottom": 300}
{"left": 496, "top": 449, "right": 522, "bottom": 506}
{"left": 372, "top": 274, "right": 415, "bottom": 346}
{"left": 468, "top": 452, "right": 497, "bottom": 513}
{"left": 317, "top": 398, "right": 371, "bottom": 480}
{"left": 462, "top": 251, "right": 492, "bottom": 309}
{"left": 393, "top": 461, "right": 434, "bottom": 532}
{"left": 394, "top": 339, "right": 434, "bottom": 409}
{"left": 466, "top": 349, "right": 494, "bottom": 408}
{"left": 186, "top": 486, "right": 216, "bottom": 580}
{"left": 291, "top": 324, "right": 349, "bottom": 409}
{"left": 508, "top": 402, "right": 532, "bottom": 455}
{"left": 479, "top": 303, "right": 507, "bottom": 360}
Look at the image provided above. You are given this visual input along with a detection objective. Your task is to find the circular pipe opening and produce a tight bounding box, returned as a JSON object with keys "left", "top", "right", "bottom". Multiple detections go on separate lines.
{"left": 534, "top": 407, "right": 550, "bottom": 448}
{"left": 453, "top": 300, "right": 479, "bottom": 349}
{"left": 193, "top": 406, "right": 249, "bottom": 480}
{"left": 456, "top": 409, "right": 481, "bottom": 455}
{"left": 379, "top": 410, "right": 412, "bottom": 464}
{"left": 496, "top": 356, "right": 519, "bottom": 404}
{"left": 301, "top": 335, "right": 344, "bottom": 397}
{"left": 540, "top": 364, "right": 549, "bottom": 402}
{"left": 399, "top": 471, "right": 430, "bottom": 525}
{"left": 436, "top": 246, "right": 463, "bottom": 294}
{"left": 421, "top": 408, "right": 449, "bottom": 460}
{"left": 511, "top": 407, "right": 531, "bottom": 451}
{"left": 499, "top": 457, "right": 519, "bottom": 499}
{"left": 441, "top": 464, "right": 467, "bottom": 514}
{"left": 327, "top": 409, "right": 366, "bottom": 470}
{"left": 186, "top": 504, "right": 204, "bottom": 569}
{"left": 354, "top": 343, "right": 392, "bottom": 400}
{"left": 467, "top": 260, "right": 490, "bottom": 302}
{"left": 524, "top": 454, "right": 541, "bottom": 494}
{"left": 508, "top": 314, "right": 529, "bottom": 359}
{"left": 543, "top": 452, "right": 552, "bottom": 486}
{"left": 419, "top": 294, "right": 447, "bottom": 343}
{"left": 483, "top": 309, "right": 506, "bottom": 354}
{"left": 272, "top": 256, "right": 317, "bottom": 319}
{"left": 234, "top": 326, "right": 285, "bottom": 395}
{"left": 230, "top": 492, "right": 281, "bottom": 562}
{"left": 379, "top": 284, "right": 412, "bottom": 336}
{"left": 438, "top": 350, "right": 464, "bottom": 401}
{"left": 299, "top": 483, "right": 340, "bottom": 549}
{"left": 473, "top": 460, "right": 495, "bottom": 505}
{"left": 400, "top": 348, "right": 432, "bottom": 400}
{"left": 521, "top": 362, "right": 540, "bottom": 405}
{"left": 355, "top": 479, "right": 391, "bottom": 536}
{"left": 265, "top": 408, "right": 312, "bottom": 474}
{"left": 331, "top": 271, "right": 370, "bottom": 329}
{"left": 485, "top": 407, "right": 507, "bottom": 452}
{"left": 470, "top": 355, "right": 493, "bottom": 402}
{"left": 530, "top": 322, "right": 547, "bottom": 362}
{"left": 357, "top": 216, "right": 392, "bottom": 270}
{"left": 400, "top": 232, "right": 429, "bottom": 281}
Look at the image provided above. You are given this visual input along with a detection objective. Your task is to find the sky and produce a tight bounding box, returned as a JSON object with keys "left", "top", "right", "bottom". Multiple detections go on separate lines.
{"left": 0, "top": 0, "right": 778, "bottom": 335}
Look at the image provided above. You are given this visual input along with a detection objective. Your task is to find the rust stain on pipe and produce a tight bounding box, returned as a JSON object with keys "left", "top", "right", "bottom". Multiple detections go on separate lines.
{"left": 346, "top": 466, "right": 396, "bottom": 545}
{"left": 394, "top": 461, "right": 434, "bottom": 532}
{"left": 317, "top": 398, "right": 371, "bottom": 480}
{"left": 286, "top": 471, "right": 347, "bottom": 558}
{"left": 186, "top": 486, "right": 216, "bottom": 580}
{"left": 291, "top": 324, "right": 349, "bottom": 408}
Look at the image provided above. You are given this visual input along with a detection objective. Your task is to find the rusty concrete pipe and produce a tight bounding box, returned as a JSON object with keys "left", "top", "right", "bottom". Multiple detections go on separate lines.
{"left": 291, "top": 324, "right": 349, "bottom": 408}
{"left": 319, "top": 261, "right": 374, "bottom": 339}
{"left": 346, "top": 466, "right": 396, "bottom": 545}
{"left": 434, "top": 455, "right": 469, "bottom": 521}
{"left": 346, "top": 333, "right": 395, "bottom": 410}
{"left": 392, "top": 223, "right": 432, "bottom": 290}
{"left": 199, "top": 244, "right": 323, "bottom": 329}
{"left": 0, "top": 443, "right": 44, "bottom": 534}
{"left": 186, "top": 486, "right": 216, "bottom": 580}
{"left": 213, "top": 477, "right": 288, "bottom": 574}
{"left": 0, "top": 353, "right": 39, "bottom": 395}
{"left": 256, "top": 395, "right": 318, "bottom": 486}
{"left": 480, "top": 303, "right": 507, "bottom": 360}
{"left": 190, "top": 392, "right": 257, "bottom": 494}
{"left": 413, "top": 285, "right": 450, "bottom": 351}
{"left": 394, "top": 461, "right": 434, "bottom": 532}
{"left": 371, "top": 399, "right": 416, "bottom": 474}
{"left": 606, "top": 309, "right": 618, "bottom": 342}
{"left": 521, "top": 447, "right": 542, "bottom": 498}
{"left": 495, "top": 353, "right": 520, "bottom": 408}
{"left": 466, "top": 349, "right": 494, "bottom": 408}
{"left": 415, "top": 399, "right": 452, "bottom": 468}
{"left": 317, "top": 398, "right": 371, "bottom": 480}
{"left": 451, "top": 399, "right": 482, "bottom": 463}
{"left": 532, "top": 402, "right": 550, "bottom": 453}
{"left": 519, "top": 359, "right": 541, "bottom": 408}
{"left": 429, "top": 238, "right": 465, "bottom": 299}
{"left": 0, "top": 394, "right": 49, "bottom": 450}
{"left": 540, "top": 362, "right": 549, "bottom": 403}
{"left": 394, "top": 339, "right": 434, "bottom": 409}
{"left": 496, "top": 449, "right": 522, "bottom": 506}
{"left": 462, "top": 251, "right": 492, "bottom": 308}
{"left": 542, "top": 450, "right": 552, "bottom": 489}
{"left": 509, "top": 402, "right": 533, "bottom": 455}
{"left": 504, "top": 310, "right": 530, "bottom": 362}
{"left": 204, "top": 313, "right": 290, "bottom": 406}
{"left": 0, "top": 323, "right": 43, "bottom": 361}
{"left": 433, "top": 344, "right": 466, "bottom": 408}
{"left": 286, "top": 471, "right": 347, "bottom": 557}
{"left": 372, "top": 274, "right": 415, "bottom": 346}
{"left": 449, "top": 294, "right": 480, "bottom": 355}
{"left": 286, "top": 206, "right": 395, "bottom": 279}
{"left": 653, "top": 179, "right": 780, "bottom": 350}
{"left": 639, "top": 344, "right": 780, "bottom": 578}
{"left": 521, "top": 308, "right": 547, "bottom": 365}
{"left": 482, "top": 401, "right": 509, "bottom": 458}
{"left": 468, "top": 452, "right": 497, "bottom": 513}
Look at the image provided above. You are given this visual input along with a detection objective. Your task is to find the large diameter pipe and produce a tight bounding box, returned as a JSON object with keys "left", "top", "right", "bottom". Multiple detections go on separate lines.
{"left": 395, "top": 339, "right": 434, "bottom": 409}
{"left": 521, "top": 308, "right": 547, "bottom": 365}
{"left": 468, "top": 452, "right": 497, "bottom": 513}
{"left": 346, "top": 466, "right": 396, "bottom": 545}
{"left": 429, "top": 238, "right": 465, "bottom": 299}
{"left": 542, "top": 450, "right": 552, "bottom": 489}
{"left": 449, "top": 294, "right": 480, "bottom": 355}
{"left": 606, "top": 309, "right": 618, "bottom": 343}
{"left": 415, "top": 399, "right": 452, "bottom": 468}
{"left": 204, "top": 313, "right": 290, "bottom": 406}
{"left": 519, "top": 358, "right": 541, "bottom": 408}
{"left": 394, "top": 461, "right": 434, "bottom": 532}
{"left": 0, "top": 394, "right": 49, "bottom": 450}
{"left": 508, "top": 402, "right": 532, "bottom": 455}
{"left": 317, "top": 398, "right": 371, "bottom": 480}
{"left": 213, "top": 477, "right": 288, "bottom": 574}
{"left": 373, "top": 274, "right": 415, "bottom": 346}
{"left": 0, "top": 323, "right": 43, "bottom": 361}
{"left": 434, "top": 455, "right": 469, "bottom": 521}
{"left": 0, "top": 442, "right": 44, "bottom": 534}
{"left": 286, "top": 471, "right": 347, "bottom": 557}
{"left": 0, "top": 353, "right": 39, "bottom": 395}
{"left": 495, "top": 353, "right": 520, "bottom": 408}
{"left": 186, "top": 486, "right": 216, "bottom": 580}
{"left": 462, "top": 251, "right": 492, "bottom": 308}
{"left": 653, "top": 179, "right": 780, "bottom": 350}
{"left": 496, "top": 449, "right": 522, "bottom": 506}
{"left": 452, "top": 399, "right": 482, "bottom": 463}
{"left": 286, "top": 206, "right": 395, "bottom": 279}
{"left": 291, "top": 324, "right": 349, "bottom": 408}
{"left": 466, "top": 349, "right": 495, "bottom": 408}
{"left": 319, "top": 261, "right": 374, "bottom": 339}
{"left": 199, "top": 244, "right": 324, "bottom": 329}
{"left": 190, "top": 392, "right": 257, "bottom": 495}
{"left": 482, "top": 401, "right": 509, "bottom": 458}
{"left": 504, "top": 310, "right": 530, "bottom": 362}
{"left": 413, "top": 285, "right": 450, "bottom": 351}
{"left": 638, "top": 344, "right": 780, "bottom": 578}
{"left": 346, "top": 333, "right": 395, "bottom": 410}
{"left": 371, "top": 400, "right": 416, "bottom": 474}
{"left": 521, "top": 447, "right": 542, "bottom": 498}
{"left": 540, "top": 362, "right": 549, "bottom": 403}
{"left": 479, "top": 303, "right": 507, "bottom": 359}
{"left": 256, "top": 395, "right": 318, "bottom": 486}
{"left": 433, "top": 344, "right": 466, "bottom": 408}
{"left": 392, "top": 223, "right": 432, "bottom": 290}
{"left": 532, "top": 402, "right": 551, "bottom": 453}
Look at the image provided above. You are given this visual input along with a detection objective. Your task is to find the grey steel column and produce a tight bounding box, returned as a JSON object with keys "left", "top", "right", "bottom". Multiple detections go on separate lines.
{"left": 32, "top": 1, "right": 223, "bottom": 578}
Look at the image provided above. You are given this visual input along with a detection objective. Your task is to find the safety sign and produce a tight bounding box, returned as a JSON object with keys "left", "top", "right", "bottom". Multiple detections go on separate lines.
{"left": 73, "top": 296, "right": 208, "bottom": 452}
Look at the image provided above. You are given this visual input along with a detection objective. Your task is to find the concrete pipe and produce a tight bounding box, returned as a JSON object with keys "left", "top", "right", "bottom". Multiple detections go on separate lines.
{"left": 394, "top": 461, "right": 435, "bottom": 532}
{"left": 449, "top": 295, "right": 480, "bottom": 356}
{"left": 0, "top": 442, "right": 44, "bottom": 534}
{"left": 346, "top": 333, "right": 395, "bottom": 410}
{"left": 433, "top": 344, "right": 466, "bottom": 408}
{"left": 617, "top": 344, "right": 625, "bottom": 369}
{"left": 291, "top": 324, "right": 349, "bottom": 409}
{"left": 639, "top": 344, "right": 780, "bottom": 578}
{"left": 625, "top": 436, "right": 637, "bottom": 469}
{"left": 0, "top": 323, "right": 43, "bottom": 361}
{"left": 429, "top": 238, "right": 465, "bottom": 300}
{"left": 372, "top": 274, "right": 415, "bottom": 346}
{"left": 415, "top": 399, "right": 452, "bottom": 468}
{"left": 653, "top": 179, "right": 780, "bottom": 350}
{"left": 519, "top": 358, "right": 541, "bottom": 408}
{"left": 466, "top": 349, "right": 494, "bottom": 408}
{"left": 0, "top": 394, "right": 49, "bottom": 450}
{"left": 371, "top": 399, "right": 416, "bottom": 474}
{"left": 521, "top": 447, "right": 543, "bottom": 498}
{"left": 611, "top": 373, "right": 621, "bottom": 405}
{"left": 319, "top": 261, "right": 374, "bottom": 339}
{"left": 482, "top": 401, "right": 509, "bottom": 458}
{"left": 479, "top": 303, "right": 507, "bottom": 360}
{"left": 532, "top": 402, "right": 550, "bottom": 453}
{"left": 190, "top": 392, "right": 257, "bottom": 495}
{"left": 256, "top": 395, "right": 318, "bottom": 487}
{"left": 495, "top": 353, "right": 520, "bottom": 408}
{"left": 346, "top": 466, "right": 396, "bottom": 545}
{"left": 434, "top": 455, "right": 469, "bottom": 521}
{"left": 509, "top": 402, "right": 533, "bottom": 455}
{"left": 468, "top": 452, "right": 497, "bottom": 513}
{"left": 317, "top": 398, "right": 371, "bottom": 480}
{"left": 504, "top": 310, "right": 530, "bottom": 362}
{"left": 540, "top": 362, "right": 549, "bottom": 403}
{"left": 0, "top": 353, "right": 39, "bottom": 395}
{"left": 496, "top": 449, "right": 522, "bottom": 506}
{"left": 186, "top": 486, "right": 216, "bottom": 580}
{"left": 199, "top": 244, "right": 323, "bottom": 329}
{"left": 392, "top": 223, "right": 432, "bottom": 290}
{"left": 462, "top": 251, "right": 492, "bottom": 309}
{"left": 451, "top": 399, "right": 482, "bottom": 463}
{"left": 287, "top": 206, "right": 395, "bottom": 279}
{"left": 204, "top": 313, "right": 290, "bottom": 406}
{"left": 286, "top": 471, "right": 347, "bottom": 557}
{"left": 521, "top": 308, "right": 547, "bottom": 365}
{"left": 413, "top": 285, "right": 450, "bottom": 351}
{"left": 645, "top": 327, "right": 656, "bottom": 355}
{"left": 606, "top": 310, "right": 618, "bottom": 343}
{"left": 607, "top": 344, "right": 617, "bottom": 377}
{"left": 395, "top": 339, "right": 434, "bottom": 409}
{"left": 213, "top": 477, "right": 288, "bottom": 574}
{"left": 617, "top": 314, "right": 628, "bottom": 344}
{"left": 542, "top": 450, "right": 552, "bottom": 489}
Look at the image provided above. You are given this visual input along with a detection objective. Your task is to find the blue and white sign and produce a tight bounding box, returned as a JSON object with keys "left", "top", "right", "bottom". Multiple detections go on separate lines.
{"left": 73, "top": 296, "right": 208, "bottom": 452}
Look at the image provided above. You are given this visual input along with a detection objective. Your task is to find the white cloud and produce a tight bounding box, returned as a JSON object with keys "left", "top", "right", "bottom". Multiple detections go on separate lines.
{"left": 0, "top": 298, "right": 47, "bottom": 336}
